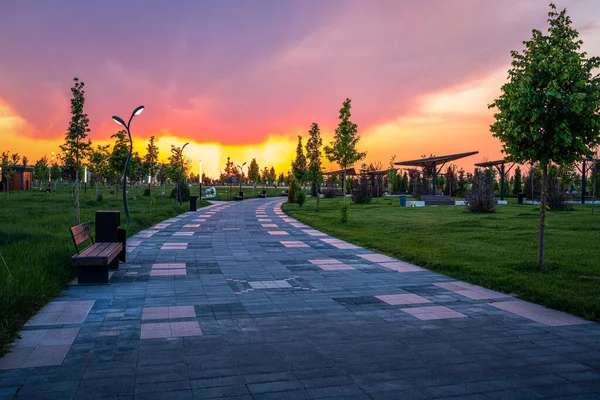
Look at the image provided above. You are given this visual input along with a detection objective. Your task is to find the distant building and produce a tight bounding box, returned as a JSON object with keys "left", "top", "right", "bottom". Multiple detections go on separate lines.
{"left": 0, "top": 165, "right": 34, "bottom": 191}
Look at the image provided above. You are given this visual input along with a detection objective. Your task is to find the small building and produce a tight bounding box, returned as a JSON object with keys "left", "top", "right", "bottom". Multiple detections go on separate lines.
{"left": 0, "top": 166, "right": 34, "bottom": 191}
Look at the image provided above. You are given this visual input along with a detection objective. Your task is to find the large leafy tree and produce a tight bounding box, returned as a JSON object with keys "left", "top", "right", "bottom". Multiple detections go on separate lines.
{"left": 33, "top": 156, "right": 49, "bottom": 185}
{"left": 291, "top": 135, "right": 307, "bottom": 185}
{"left": 305, "top": 123, "right": 323, "bottom": 210}
{"left": 60, "top": 78, "right": 92, "bottom": 223}
{"left": 324, "top": 98, "right": 367, "bottom": 204}
{"left": 248, "top": 158, "right": 260, "bottom": 185}
{"left": 489, "top": 3, "right": 600, "bottom": 270}
{"left": 1, "top": 151, "right": 15, "bottom": 195}
{"left": 268, "top": 166, "right": 276, "bottom": 185}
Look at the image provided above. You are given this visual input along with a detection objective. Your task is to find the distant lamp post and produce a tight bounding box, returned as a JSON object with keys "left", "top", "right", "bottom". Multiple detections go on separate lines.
{"left": 171, "top": 142, "right": 189, "bottom": 205}
{"left": 84, "top": 166, "right": 88, "bottom": 193}
{"left": 112, "top": 105, "right": 145, "bottom": 220}
{"left": 49, "top": 152, "right": 55, "bottom": 183}
{"left": 236, "top": 162, "right": 247, "bottom": 193}
{"left": 199, "top": 160, "right": 203, "bottom": 200}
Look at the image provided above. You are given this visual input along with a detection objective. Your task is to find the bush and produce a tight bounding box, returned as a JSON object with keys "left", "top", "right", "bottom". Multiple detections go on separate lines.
{"left": 340, "top": 203, "right": 348, "bottom": 223}
{"left": 143, "top": 188, "right": 151, "bottom": 196}
{"left": 466, "top": 169, "right": 496, "bottom": 213}
{"left": 351, "top": 178, "right": 372, "bottom": 204}
{"left": 547, "top": 176, "right": 570, "bottom": 210}
{"left": 288, "top": 176, "right": 300, "bottom": 203}
{"left": 296, "top": 191, "right": 306, "bottom": 207}
{"left": 96, "top": 193, "right": 103, "bottom": 202}
{"left": 170, "top": 184, "right": 190, "bottom": 201}
{"left": 323, "top": 188, "right": 337, "bottom": 198}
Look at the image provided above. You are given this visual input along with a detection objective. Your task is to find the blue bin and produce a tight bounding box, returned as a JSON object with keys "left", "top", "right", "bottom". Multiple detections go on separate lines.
{"left": 399, "top": 194, "right": 407, "bottom": 207}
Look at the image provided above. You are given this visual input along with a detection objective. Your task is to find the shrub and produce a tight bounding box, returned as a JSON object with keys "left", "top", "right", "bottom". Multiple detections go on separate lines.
{"left": 96, "top": 193, "right": 103, "bottom": 202}
{"left": 351, "top": 177, "right": 372, "bottom": 204}
{"left": 296, "top": 191, "right": 306, "bottom": 207}
{"left": 466, "top": 169, "right": 496, "bottom": 213}
{"left": 288, "top": 175, "right": 300, "bottom": 203}
{"left": 143, "top": 188, "right": 151, "bottom": 196}
{"left": 547, "top": 176, "right": 570, "bottom": 210}
{"left": 170, "top": 184, "right": 190, "bottom": 201}
{"left": 323, "top": 188, "right": 337, "bottom": 198}
{"left": 340, "top": 203, "right": 348, "bottom": 223}
{"left": 310, "top": 181, "right": 319, "bottom": 197}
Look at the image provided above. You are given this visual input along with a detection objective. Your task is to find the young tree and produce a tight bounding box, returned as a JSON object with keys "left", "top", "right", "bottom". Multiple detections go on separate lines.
{"left": 512, "top": 166, "right": 523, "bottom": 195}
{"left": 21, "top": 156, "right": 28, "bottom": 167}
{"left": 261, "top": 166, "right": 270, "bottom": 189}
{"left": 291, "top": 135, "right": 307, "bottom": 185}
{"left": 33, "top": 156, "right": 49, "bottom": 185}
{"left": 489, "top": 4, "right": 600, "bottom": 270}
{"left": 248, "top": 158, "right": 260, "bottom": 194}
{"left": 305, "top": 122, "right": 323, "bottom": 210}
{"left": 1, "top": 151, "right": 15, "bottom": 195}
{"left": 110, "top": 130, "right": 129, "bottom": 199}
{"left": 60, "top": 77, "right": 92, "bottom": 223}
{"left": 143, "top": 136, "right": 160, "bottom": 193}
{"left": 268, "top": 166, "right": 276, "bottom": 186}
{"left": 278, "top": 172, "right": 285, "bottom": 186}
{"left": 324, "top": 98, "right": 367, "bottom": 204}
{"left": 88, "top": 144, "right": 111, "bottom": 197}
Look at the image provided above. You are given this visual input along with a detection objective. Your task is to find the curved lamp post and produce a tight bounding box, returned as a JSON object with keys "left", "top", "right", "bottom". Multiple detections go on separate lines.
{"left": 171, "top": 142, "right": 189, "bottom": 205}
{"left": 112, "top": 105, "right": 145, "bottom": 220}
{"left": 236, "top": 162, "right": 246, "bottom": 193}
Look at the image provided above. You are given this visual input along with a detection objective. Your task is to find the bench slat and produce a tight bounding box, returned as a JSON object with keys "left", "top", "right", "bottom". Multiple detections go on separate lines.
{"left": 70, "top": 223, "right": 92, "bottom": 248}
{"left": 72, "top": 242, "right": 122, "bottom": 266}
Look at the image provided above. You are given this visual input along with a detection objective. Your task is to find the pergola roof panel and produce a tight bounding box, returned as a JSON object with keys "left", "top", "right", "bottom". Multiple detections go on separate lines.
{"left": 394, "top": 151, "right": 479, "bottom": 167}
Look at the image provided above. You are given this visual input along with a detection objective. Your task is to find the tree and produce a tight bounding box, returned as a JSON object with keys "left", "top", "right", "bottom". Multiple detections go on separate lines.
{"left": 110, "top": 130, "right": 129, "bottom": 199}
{"left": 513, "top": 166, "right": 523, "bottom": 195}
{"left": 278, "top": 172, "right": 285, "bottom": 186}
{"left": 291, "top": 135, "right": 307, "bottom": 184}
{"left": 324, "top": 98, "right": 367, "bottom": 205}
{"left": 33, "top": 156, "right": 49, "bottom": 185}
{"left": 143, "top": 136, "right": 160, "bottom": 192}
{"left": 1, "top": 151, "right": 15, "bottom": 195}
{"left": 261, "top": 166, "right": 270, "bottom": 188}
{"left": 248, "top": 158, "right": 260, "bottom": 184}
{"left": 88, "top": 144, "right": 111, "bottom": 197}
{"left": 60, "top": 77, "right": 92, "bottom": 223}
{"left": 488, "top": 4, "right": 600, "bottom": 270}
{"left": 268, "top": 166, "right": 276, "bottom": 186}
{"left": 305, "top": 122, "right": 323, "bottom": 210}
{"left": 21, "top": 156, "right": 28, "bottom": 167}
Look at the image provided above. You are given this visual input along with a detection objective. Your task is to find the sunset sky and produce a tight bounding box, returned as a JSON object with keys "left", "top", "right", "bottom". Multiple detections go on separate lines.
{"left": 1, "top": 1, "right": 599, "bottom": 178}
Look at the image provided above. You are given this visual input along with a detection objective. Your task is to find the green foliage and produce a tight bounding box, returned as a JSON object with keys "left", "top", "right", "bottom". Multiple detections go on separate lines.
{"left": 60, "top": 78, "right": 92, "bottom": 171}
{"left": 248, "top": 158, "right": 260, "bottom": 184}
{"left": 0, "top": 151, "right": 15, "bottom": 193}
{"left": 33, "top": 156, "right": 49, "bottom": 183}
{"left": 96, "top": 193, "right": 103, "bottom": 201}
{"left": 143, "top": 188, "right": 151, "bottom": 196}
{"left": 170, "top": 183, "right": 190, "bottom": 201}
{"left": 142, "top": 136, "right": 160, "bottom": 182}
{"left": 296, "top": 191, "right": 306, "bottom": 207}
{"left": 339, "top": 203, "right": 348, "bottom": 223}
{"left": 291, "top": 135, "right": 307, "bottom": 183}
{"left": 513, "top": 166, "right": 523, "bottom": 194}
{"left": 324, "top": 98, "right": 367, "bottom": 204}
{"left": 288, "top": 175, "right": 300, "bottom": 203}
{"left": 305, "top": 123, "right": 323, "bottom": 190}
{"left": 110, "top": 130, "right": 129, "bottom": 179}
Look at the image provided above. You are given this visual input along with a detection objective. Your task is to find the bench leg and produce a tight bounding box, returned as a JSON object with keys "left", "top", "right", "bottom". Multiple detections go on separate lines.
{"left": 78, "top": 265, "right": 109, "bottom": 284}
{"left": 109, "top": 257, "right": 119, "bottom": 270}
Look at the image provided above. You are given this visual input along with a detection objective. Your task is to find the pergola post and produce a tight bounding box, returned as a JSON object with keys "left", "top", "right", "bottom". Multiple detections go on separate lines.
{"left": 581, "top": 160, "right": 587, "bottom": 205}
{"left": 432, "top": 165, "right": 437, "bottom": 196}
{"left": 500, "top": 163, "right": 505, "bottom": 201}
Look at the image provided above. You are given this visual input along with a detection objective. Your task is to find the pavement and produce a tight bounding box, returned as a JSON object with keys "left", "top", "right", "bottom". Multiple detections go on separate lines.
{"left": 1, "top": 198, "right": 599, "bottom": 400}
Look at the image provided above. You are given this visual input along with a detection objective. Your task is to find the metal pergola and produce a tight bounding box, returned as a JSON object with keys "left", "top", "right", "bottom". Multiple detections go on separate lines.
{"left": 576, "top": 158, "right": 600, "bottom": 204}
{"left": 395, "top": 151, "right": 479, "bottom": 195}
{"left": 474, "top": 159, "right": 515, "bottom": 201}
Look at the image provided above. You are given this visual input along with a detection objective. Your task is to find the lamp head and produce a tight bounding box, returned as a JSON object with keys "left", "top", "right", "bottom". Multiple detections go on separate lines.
{"left": 132, "top": 105, "right": 145, "bottom": 116}
{"left": 112, "top": 116, "right": 126, "bottom": 127}
{"left": 182, "top": 142, "right": 189, "bottom": 150}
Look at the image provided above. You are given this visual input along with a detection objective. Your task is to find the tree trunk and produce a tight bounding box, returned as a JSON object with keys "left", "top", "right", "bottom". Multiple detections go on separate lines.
{"left": 537, "top": 164, "right": 548, "bottom": 271}
{"left": 96, "top": 179, "right": 99, "bottom": 197}
{"left": 343, "top": 170, "right": 347, "bottom": 204}
{"left": 75, "top": 170, "right": 81, "bottom": 224}
{"left": 316, "top": 186, "right": 320, "bottom": 212}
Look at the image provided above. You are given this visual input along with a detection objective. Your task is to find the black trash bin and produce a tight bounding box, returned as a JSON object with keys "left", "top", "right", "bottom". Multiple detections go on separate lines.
{"left": 189, "top": 196, "right": 198, "bottom": 211}
{"left": 95, "top": 210, "right": 123, "bottom": 268}
{"left": 517, "top": 193, "right": 526, "bottom": 205}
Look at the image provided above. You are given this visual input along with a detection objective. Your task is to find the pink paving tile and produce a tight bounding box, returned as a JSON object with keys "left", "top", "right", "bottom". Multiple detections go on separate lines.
{"left": 56, "top": 310, "right": 90, "bottom": 324}
{"left": 13, "top": 330, "right": 47, "bottom": 348}
{"left": 261, "top": 224, "right": 278, "bottom": 228}
{"left": 318, "top": 264, "right": 354, "bottom": 271}
{"left": 39, "top": 328, "right": 80, "bottom": 345}
{"left": 154, "top": 223, "right": 171, "bottom": 229}
{"left": 169, "top": 306, "right": 196, "bottom": 318}
{"left": 24, "top": 312, "right": 61, "bottom": 326}
{"left": 290, "top": 223, "right": 308, "bottom": 228}
{"left": 379, "top": 262, "right": 425, "bottom": 273}
{"left": 490, "top": 301, "right": 592, "bottom": 327}
{"left": 0, "top": 347, "right": 35, "bottom": 369}
{"left": 128, "top": 240, "right": 142, "bottom": 247}
{"left": 309, "top": 259, "right": 342, "bottom": 265}
{"left": 152, "top": 263, "right": 187, "bottom": 269}
{"left": 358, "top": 253, "right": 396, "bottom": 263}
{"left": 142, "top": 307, "right": 170, "bottom": 320}
{"left": 150, "top": 269, "right": 187, "bottom": 276}
{"left": 193, "top": 219, "right": 207, "bottom": 222}
{"left": 376, "top": 294, "right": 432, "bottom": 305}
{"left": 170, "top": 321, "right": 202, "bottom": 337}
{"left": 302, "top": 229, "right": 327, "bottom": 237}
{"left": 435, "top": 281, "right": 510, "bottom": 300}
{"left": 400, "top": 306, "right": 467, "bottom": 320}
{"left": 173, "top": 232, "right": 194, "bottom": 237}
{"left": 258, "top": 218, "right": 272, "bottom": 222}
{"left": 140, "top": 323, "right": 172, "bottom": 339}
{"left": 268, "top": 231, "right": 288, "bottom": 235}
{"left": 183, "top": 224, "right": 200, "bottom": 228}
{"left": 22, "top": 344, "right": 71, "bottom": 368}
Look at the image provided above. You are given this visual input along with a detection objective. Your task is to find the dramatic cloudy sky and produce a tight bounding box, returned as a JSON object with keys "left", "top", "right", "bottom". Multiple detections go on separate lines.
{"left": 1, "top": 0, "right": 599, "bottom": 177}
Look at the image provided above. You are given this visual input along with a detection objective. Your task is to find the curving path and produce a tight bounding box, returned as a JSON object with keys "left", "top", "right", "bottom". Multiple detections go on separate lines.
{"left": 1, "top": 198, "right": 599, "bottom": 399}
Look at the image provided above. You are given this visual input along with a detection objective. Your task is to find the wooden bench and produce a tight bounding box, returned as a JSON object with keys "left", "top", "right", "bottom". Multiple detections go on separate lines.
{"left": 421, "top": 195, "right": 455, "bottom": 206}
{"left": 70, "top": 223, "right": 123, "bottom": 284}
{"left": 258, "top": 190, "right": 267, "bottom": 198}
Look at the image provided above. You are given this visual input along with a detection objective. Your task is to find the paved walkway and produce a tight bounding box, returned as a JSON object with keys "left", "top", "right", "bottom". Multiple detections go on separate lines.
{"left": 1, "top": 198, "right": 599, "bottom": 399}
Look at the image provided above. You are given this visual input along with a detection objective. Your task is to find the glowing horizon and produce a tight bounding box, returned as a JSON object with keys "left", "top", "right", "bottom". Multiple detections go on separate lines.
{"left": 1, "top": 1, "right": 599, "bottom": 178}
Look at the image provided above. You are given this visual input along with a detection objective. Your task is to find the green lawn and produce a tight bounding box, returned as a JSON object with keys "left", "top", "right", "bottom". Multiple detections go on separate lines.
{"left": 0, "top": 185, "right": 209, "bottom": 354}
{"left": 283, "top": 196, "right": 600, "bottom": 322}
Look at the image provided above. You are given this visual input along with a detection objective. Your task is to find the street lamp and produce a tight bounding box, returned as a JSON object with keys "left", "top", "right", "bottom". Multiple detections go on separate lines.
{"left": 112, "top": 105, "right": 145, "bottom": 220}
{"left": 49, "top": 152, "right": 55, "bottom": 183}
{"left": 236, "top": 162, "right": 246, "bottom": 194}
{"left": 171, "top": 142, "right": 189, "bottom": 205}
{"left": 199, "top": 160, "right": 203, "bottom": 200}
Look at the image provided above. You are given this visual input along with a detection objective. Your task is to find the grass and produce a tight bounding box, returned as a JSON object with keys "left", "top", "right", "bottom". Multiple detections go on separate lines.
{"left": 0, "top": 184, "right": 210, "bottom": 355}
{"left": 283, "top": 196, "right": 600, "bottom": 322}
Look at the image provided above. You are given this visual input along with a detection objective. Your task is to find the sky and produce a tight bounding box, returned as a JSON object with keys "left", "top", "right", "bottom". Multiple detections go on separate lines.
{"left": 1, "top": 0, "right": 599, "bottom": 178}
